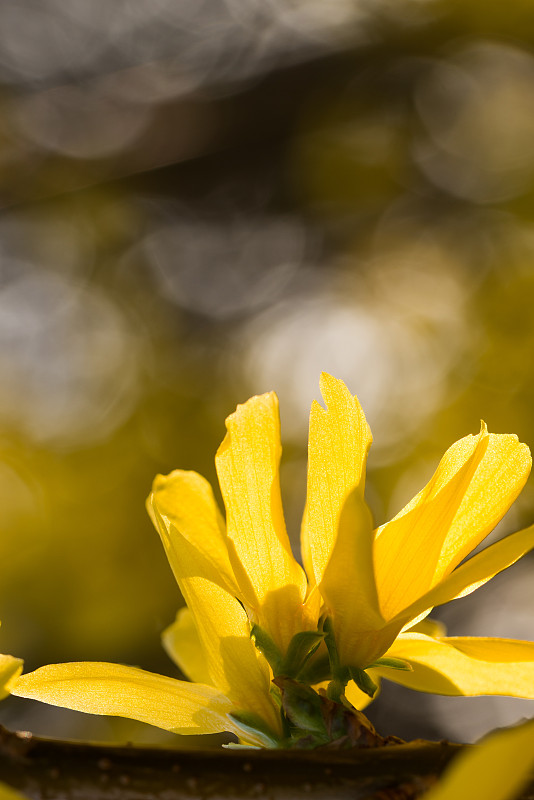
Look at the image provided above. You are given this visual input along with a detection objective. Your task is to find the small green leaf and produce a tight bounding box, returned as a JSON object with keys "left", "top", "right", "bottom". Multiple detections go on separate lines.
{"left": 250, "top": 624, "right": 282, "bottom": 674}
{"left": 347, "top": 666, "right": 379, "bottom": 699}
{"left": 323, "top": 616, "right": 340, "bottom": 672}
{"left": 297, "top": 653, "right": 331, "bottom": 684}
{"left": 229, "top": 711, "right": 281, "bottom": 748}
{"left": 368, "top": 657, "right": 413, "bottom": 672}
{"left": 279, "top": 631, "right": 325, "bottom": 678}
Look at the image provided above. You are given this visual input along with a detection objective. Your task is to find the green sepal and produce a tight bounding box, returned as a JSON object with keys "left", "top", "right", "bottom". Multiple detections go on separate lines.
{"left": 279, "top": 631, "right": 326, "bottom": 679}
{"left": 322, "top": 619, "right": 379, "bottom": 701}
{"left": 250, "top": 624, "right": 282, "bottom": 675}
{"left": 325, "top": 677, "right": 347, "bottom": 704}
{"left": 322, "top": 616, "right": 340, "bottom": 672}
{"left": 347, "top": 666, "right": 379, "bottom": 698}
{"left": 368, "top": 657, "right": 413, "bottom": 672}
{"left": 297, "top": 652, "right": 331, "bottom": 684}
{"left": 323, "top": 618, "right": 349, "bottom": 702}
{"left": 269, "top": 683, "right": 283, "bottom": 708}
{"left": 229, "top": 711, "right": 281, "bottom": 748}
{"left": 273, "top": 677, "right": 328, "bottom": 738}
{"left": 274, "top": 677, "right": 385, "bottom": 749}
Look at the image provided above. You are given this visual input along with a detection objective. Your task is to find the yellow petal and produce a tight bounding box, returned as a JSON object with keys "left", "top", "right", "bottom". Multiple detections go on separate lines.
{"left": 0, "top": 655, "right": 23, "bottom": 701}
{"left": 157, "top": 523, "right": 281, "bottom": 736}
{"left": 215, "top": 391, "right": 308, "bottom": 651}
{"left": 374, "top": 427, "right": 531, "bottom": 620}
{"left": 148, "top": 470, "right": 238, "bottom": 596}
{"left": 12, "top": 662, "right": 233, "bottom": 734}
{"left": 381, "top": 634, "right": 534, "bottom": 697}
{"left": 320, "top": 489, "right": 385, "bottom": 667}
{"left": 162, "top": 607, "right": 212, "bottom": 685}
{"left": 424, "top": 719, "right": 534, "bottom": 800}
{"left": 393, "top": 524, "right": 534, "bottom": 629}
{"left": 302, "top": 373, "right": 372, "bottom": 587}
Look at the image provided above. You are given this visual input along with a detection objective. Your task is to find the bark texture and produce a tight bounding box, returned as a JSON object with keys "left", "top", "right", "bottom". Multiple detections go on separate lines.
{"left": 1, "top": 725, "right": 533, "bottom": 800}
{"left": 0, "top": 724, "right": 452, "bottom": 800}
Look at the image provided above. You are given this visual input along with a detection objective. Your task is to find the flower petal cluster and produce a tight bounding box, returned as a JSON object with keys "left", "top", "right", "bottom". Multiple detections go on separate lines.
{"left": 12, "top": 374, "right": 534, "bottom": 744}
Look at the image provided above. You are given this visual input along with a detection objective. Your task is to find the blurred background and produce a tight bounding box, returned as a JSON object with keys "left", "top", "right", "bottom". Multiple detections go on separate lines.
{"left": 1, "top": 0, "right": 534, "bottom": 747}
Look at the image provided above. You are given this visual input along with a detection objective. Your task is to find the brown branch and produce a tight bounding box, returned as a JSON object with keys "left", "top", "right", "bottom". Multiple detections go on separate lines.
{"left": 0, "top": 724, "right": 460, "bottom": 800}
{"left": 2, "top": 725, "right": 533, "bottom": 800}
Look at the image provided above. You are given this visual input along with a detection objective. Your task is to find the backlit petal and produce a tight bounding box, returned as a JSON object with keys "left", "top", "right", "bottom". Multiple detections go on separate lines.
{"left": 12, "top": 663, "right": 233, "bottom": 734}
{"left": 374, "top": 427, "right": 531, "bottom": 619}
{"left": 392, "top": 524, "right": 534, "bottom": 629}
{"left": 380, "top": 634, "right": 534, "bottom": 697}
{"left": 0, "top": 655, "right": 23, "bottom": 701}
{"left": 148, "top": 470, "right": 238, "bottom": 596}
{"left": 215, "top": 392, "right": 308, "bottom": 651}
{"left": 302, "top": 373, "right": 372, "bottom": 587}
{"left": 155, "top": 518, "right": 281, "bottom": 736}
{"left": 320, "top": 489, "right": 385, "bottom": 667}
{"left": 424, "top": 719, "right": 534, "bottom": 800}
{"left": 162, "top": 607, "right": 211, "bottom": 685}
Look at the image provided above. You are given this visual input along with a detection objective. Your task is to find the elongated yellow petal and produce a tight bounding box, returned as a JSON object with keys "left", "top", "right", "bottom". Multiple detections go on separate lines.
{"left": 148, "top": 470, "right": 238, "bottom": 596}
{"left": 302, "top": 373, "right": 372, "bottom": 587}
{"left": 374, "top": 427, "right": 531, "bottom": 620}
{"left": 320, "top": 489, "right": 385, "bottom": 667}
{"left": 162, "top": 607, "right": 212, "bottom": 685}
{"left": 392, "top": 524, "right": 534, "bottom": 629}
{"left": 153, "top": 514, "right": 281, "bottom": 736}
{"left": 215, "top": 392, "right": 308, "bottom": 651}
{"left": 12, "top": 663, "right": 233, "bottom": 734}
{"left": 0, "top": 655, "right": 23, "bottom": 701}
{"left": 183, "top": 574, "right": 277, "bottom": 726}
{"left": 424, "top": 719, "right": 534, "bottom": 800}
{"left": 380, "top": 634, "right": 534, "bottom": 697}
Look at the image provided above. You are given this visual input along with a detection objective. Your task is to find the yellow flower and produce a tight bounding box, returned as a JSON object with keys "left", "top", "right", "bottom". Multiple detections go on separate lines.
{"left": 423, "top": 719, "right": 534, "bottom": 800}
{"left": 307, "top": 376, "right": 534, "bottom": 706}
{"left": 11, "top": 374, "right": 534, "bottom": 745}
